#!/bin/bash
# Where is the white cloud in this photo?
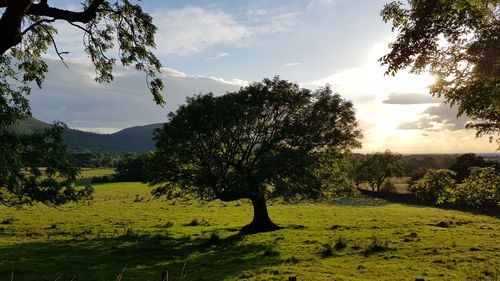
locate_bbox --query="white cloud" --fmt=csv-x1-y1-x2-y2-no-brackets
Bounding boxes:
307,0,343,9
153,7,251,55
206,52,231,60
285,62,302,67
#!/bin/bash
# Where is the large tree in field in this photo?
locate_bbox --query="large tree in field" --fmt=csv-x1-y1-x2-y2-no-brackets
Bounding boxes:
380,0,499,145
146,77,362,233
0,0,163,205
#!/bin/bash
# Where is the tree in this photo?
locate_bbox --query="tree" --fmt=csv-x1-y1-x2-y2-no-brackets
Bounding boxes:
0,124,92,206
355,150,403,192
113,154,146,182
457,166,499,210
449,153,499,182
380,0,499,145
410,169,458,204
146,77,362,232
0,1,163,204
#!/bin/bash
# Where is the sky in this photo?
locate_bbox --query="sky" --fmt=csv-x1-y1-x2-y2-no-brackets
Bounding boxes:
25,0,498,154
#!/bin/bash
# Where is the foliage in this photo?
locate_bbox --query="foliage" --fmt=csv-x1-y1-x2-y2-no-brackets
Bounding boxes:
0,123,92,206
448,153,500,182
314,150,359,198
72,152,127,168
113,154,147,182
457,166,499,209
0,1,163,205
409,169,457,204
354,150,403,192
380,0,500,144
147,77,361,231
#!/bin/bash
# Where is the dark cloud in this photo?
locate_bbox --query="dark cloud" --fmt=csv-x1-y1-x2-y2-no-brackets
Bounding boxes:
383,92,442,104
397,103,468,131
28,58,243,131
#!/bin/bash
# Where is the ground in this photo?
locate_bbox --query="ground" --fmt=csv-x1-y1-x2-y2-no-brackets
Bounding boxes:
0,178,498,280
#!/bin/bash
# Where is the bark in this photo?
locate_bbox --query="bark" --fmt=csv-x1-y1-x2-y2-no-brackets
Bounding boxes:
0,0,104,55
0,0,32,55
241,194,281,233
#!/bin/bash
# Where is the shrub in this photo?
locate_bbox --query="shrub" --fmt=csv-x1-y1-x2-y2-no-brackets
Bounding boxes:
456,167,499,210
381,181,397,193
409,169,457,204
409,168,428,182
91,176,110,184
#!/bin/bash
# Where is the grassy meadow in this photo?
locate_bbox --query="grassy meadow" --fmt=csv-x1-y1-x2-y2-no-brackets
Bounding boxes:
0,178,499,280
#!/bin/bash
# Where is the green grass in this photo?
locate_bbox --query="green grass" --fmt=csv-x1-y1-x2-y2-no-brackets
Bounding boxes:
0,182,498,280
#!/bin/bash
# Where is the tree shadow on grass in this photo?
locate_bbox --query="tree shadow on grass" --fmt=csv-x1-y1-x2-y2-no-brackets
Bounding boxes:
0,232,282,281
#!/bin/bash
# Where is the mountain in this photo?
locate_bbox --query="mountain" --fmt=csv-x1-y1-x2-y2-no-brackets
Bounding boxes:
15,118,163,153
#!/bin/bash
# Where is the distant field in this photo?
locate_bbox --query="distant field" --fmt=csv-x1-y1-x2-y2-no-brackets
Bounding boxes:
0,181,498,280
76,168,115,185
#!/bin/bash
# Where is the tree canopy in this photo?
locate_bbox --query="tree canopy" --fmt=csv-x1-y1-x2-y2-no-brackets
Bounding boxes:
380,0,499,145
448,153,500,182
354,150,403,192
0,0,163,205
146,77,362,232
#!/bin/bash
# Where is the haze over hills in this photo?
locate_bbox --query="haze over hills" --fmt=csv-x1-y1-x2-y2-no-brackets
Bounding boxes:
16,118,163,153
15,118,499,159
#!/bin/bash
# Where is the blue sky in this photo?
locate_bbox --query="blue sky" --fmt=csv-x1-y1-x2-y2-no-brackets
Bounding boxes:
26,0,498,153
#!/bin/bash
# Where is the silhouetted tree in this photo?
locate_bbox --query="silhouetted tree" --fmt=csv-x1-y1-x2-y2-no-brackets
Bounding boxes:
381,0,499,145
146,77,362,232
114,154,146,182
0,1,162,205
449,153,499,182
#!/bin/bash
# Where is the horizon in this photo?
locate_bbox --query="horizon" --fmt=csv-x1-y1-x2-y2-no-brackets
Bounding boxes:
30,116,499,156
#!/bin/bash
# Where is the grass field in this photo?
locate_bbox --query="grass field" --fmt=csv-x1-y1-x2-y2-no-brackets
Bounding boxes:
76,168,115,185
0,182,498,281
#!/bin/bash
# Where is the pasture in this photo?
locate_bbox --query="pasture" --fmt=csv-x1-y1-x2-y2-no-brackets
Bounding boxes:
0,181,498,280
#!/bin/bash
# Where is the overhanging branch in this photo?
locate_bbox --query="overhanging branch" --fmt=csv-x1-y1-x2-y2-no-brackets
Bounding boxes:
27,0,105,23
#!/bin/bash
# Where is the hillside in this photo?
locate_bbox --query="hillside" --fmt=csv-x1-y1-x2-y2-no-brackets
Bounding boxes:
15,118,163,153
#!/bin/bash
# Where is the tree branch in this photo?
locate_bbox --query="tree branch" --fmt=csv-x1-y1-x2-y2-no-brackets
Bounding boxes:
21,17,54,35
27,0,105,23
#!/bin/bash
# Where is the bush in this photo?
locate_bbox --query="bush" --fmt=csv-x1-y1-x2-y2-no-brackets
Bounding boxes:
409,169,457,204
91,176,110,184
456,167,499,210
409,168,428,182
381,181,397,193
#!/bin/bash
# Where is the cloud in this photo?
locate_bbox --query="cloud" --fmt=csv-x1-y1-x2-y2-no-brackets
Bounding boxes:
383,92,442,104
153,7,251,55
285,62,302,67
307,0,343,9
398,103,468,131
28,57,245,132
206,52,231,60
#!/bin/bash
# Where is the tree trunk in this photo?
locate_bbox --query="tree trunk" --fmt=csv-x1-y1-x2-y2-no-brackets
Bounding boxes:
241,194,280,233
0,0,33,55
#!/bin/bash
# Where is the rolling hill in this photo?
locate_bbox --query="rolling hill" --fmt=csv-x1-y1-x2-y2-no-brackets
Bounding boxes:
14,118,163,153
